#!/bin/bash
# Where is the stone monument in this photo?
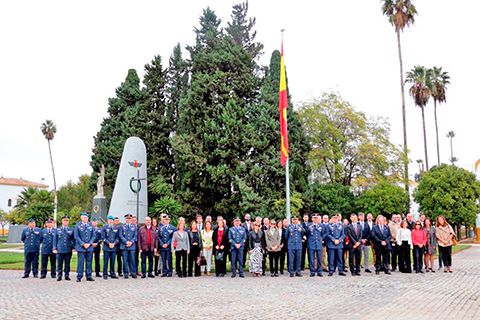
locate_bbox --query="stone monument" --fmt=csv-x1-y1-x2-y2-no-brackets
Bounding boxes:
108,137,148,222
92,164,107,222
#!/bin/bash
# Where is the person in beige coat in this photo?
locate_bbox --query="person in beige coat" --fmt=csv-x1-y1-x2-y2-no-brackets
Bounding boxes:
265,219,282,277
435,215,455,273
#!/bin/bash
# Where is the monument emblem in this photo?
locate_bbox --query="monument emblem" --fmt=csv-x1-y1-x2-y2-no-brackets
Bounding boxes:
108,137,148,222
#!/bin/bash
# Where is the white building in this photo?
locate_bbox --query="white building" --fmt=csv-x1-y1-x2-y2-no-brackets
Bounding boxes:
0,177,49,213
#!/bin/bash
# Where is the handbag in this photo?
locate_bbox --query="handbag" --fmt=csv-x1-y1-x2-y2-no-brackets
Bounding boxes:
215,252,224,261
196,254,207,266
451,233,458,246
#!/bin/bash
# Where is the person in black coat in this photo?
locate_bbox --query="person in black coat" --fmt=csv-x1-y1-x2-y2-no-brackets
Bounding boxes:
346,214,363,276
212,220,228,277
371,215,391,275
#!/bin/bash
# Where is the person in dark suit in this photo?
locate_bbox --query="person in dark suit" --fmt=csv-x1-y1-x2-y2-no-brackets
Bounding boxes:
300,214,310,271
371,215,391,275
278,220,288,275
346,214,362,276
358,213,372,273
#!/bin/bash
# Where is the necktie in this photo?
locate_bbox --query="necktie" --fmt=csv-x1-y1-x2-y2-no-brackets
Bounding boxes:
354,224,358,235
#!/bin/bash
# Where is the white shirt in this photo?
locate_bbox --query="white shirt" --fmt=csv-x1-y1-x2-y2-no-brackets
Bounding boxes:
396,228,412,247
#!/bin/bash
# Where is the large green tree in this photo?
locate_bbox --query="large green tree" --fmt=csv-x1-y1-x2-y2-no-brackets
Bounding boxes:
90,69,147,201
13,187,54,225
303,183,355,215
57,174,94,214
298,92,402,186
414,164,480,230
356,181,409,218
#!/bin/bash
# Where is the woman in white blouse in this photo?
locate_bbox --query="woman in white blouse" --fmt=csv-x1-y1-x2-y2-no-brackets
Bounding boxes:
201,221,214,276
396,220,413,273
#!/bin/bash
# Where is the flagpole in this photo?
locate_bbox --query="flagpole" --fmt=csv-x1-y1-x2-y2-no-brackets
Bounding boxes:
285,158,291,222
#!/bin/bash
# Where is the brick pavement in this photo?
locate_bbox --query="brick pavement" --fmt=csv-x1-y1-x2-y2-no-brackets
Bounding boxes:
0,245,479,320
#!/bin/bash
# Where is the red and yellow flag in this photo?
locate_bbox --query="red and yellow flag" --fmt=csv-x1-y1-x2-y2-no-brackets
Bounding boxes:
279,40,289,166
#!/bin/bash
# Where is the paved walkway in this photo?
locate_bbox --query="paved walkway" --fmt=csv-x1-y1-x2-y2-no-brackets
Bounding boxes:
0,246,479,320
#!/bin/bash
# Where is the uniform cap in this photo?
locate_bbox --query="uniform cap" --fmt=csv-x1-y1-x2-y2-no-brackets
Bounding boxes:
28,218,35,223
91,218,98,222
234,217,241,221
46,218,54,223
107,215,115,220
61,216,69,220
124,213,133,218
80,212,89,217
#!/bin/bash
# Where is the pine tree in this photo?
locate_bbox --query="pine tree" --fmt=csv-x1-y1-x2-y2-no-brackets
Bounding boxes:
90,69,146,200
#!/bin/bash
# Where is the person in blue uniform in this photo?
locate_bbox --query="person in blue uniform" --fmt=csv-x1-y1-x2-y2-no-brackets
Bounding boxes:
53,216,74,281
74,212,95,282
102,215,119,279
286,215,305,277
40,218,56,279
91,218,103,277
306,213,325,277
114,217,123,276
21,219,41,278
326,214,346,276
158,215,176,277
229,217,247,278
119,213,138,279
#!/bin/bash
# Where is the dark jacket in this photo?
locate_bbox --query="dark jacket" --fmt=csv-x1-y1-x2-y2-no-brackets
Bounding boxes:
187,229,203,250
371,225,392,250
248,230,266,251
137,225,158,252
346,223,363,248
212,228,228,254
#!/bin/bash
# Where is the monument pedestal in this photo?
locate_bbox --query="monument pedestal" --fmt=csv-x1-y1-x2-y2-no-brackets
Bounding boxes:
92,196,107,222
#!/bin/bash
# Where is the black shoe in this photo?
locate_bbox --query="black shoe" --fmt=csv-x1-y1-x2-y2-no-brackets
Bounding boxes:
167,274,172,277
274,273,279,277
65,276,71,281
95,273,101,278
295,272,302,277
86,277,95,282
317,273,323,277
57,277,62,281
280,270,284,275
355,272,361,276
51,274,56,278
119,273,123,277
262,272,265,276
40,275,46,279
76,279,81,282
161,274,167,278
220,274,224,277
271,274,276,277
131,275,137,279
141,274,146,279
289,273,294,277
328,272,333,277
148,274,154,278
231,273,237,278
33,274,38,278
124,276,129,279
239,274,244,278
385,271,391,275
310,273,315,277
351,273,356,276
418,270,424,274
375,271,380,275
155,271,159,276
322,268,328,272
339,272,346,276
103,275,108,279
22,275,29,279
365,269,372,273
111,275,118,279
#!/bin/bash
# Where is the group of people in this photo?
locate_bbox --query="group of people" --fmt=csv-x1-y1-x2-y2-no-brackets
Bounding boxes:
21,210,456,282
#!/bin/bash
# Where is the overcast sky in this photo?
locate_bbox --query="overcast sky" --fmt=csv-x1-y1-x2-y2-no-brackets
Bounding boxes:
1,0,478,189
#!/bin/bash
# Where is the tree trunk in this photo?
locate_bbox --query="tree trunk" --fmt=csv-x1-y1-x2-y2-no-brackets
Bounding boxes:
421,107,429,170
396,30,410,211
434,100,440,166
47,140,58,221
450,137,454,161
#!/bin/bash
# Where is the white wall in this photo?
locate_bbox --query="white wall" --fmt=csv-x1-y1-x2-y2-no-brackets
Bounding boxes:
0,185,46,213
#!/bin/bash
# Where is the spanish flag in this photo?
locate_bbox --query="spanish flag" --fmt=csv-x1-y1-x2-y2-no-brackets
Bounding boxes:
279,40,289,166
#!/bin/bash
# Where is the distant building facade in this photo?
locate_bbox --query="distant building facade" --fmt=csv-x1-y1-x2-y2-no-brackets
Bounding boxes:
0,177,49,213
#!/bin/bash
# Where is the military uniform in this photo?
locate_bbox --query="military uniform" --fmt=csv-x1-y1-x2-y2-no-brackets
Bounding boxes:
53,224,74,280
40,226,56,278
102,221,119,279
228,222,247,277
21,225,41,278
74,218,95,281
326,222,345,275
92,224,103,277
306,222,325,276
286,222,305,276
158,223,176,277
119,221,138,278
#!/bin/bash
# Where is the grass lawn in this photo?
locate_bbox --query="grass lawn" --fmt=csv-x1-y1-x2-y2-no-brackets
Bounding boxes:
0,244,472,272
0,243,23,250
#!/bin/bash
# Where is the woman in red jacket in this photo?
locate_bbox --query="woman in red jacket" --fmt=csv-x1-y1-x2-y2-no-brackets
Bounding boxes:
411,221,427,273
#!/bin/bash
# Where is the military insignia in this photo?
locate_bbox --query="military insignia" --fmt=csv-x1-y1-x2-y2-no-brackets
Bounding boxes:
113,229,118,233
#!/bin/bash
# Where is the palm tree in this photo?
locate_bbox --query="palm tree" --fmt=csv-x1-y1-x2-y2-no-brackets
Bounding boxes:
429,67,450,166
41,120,58,222
406,66,432,170
446,131,457,164
381,0,417,196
